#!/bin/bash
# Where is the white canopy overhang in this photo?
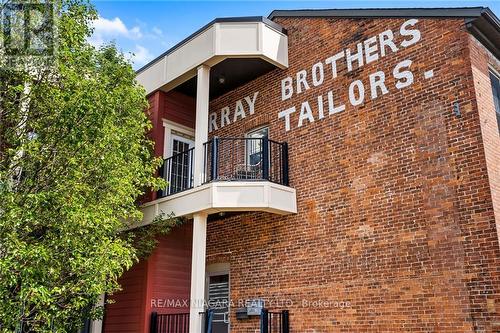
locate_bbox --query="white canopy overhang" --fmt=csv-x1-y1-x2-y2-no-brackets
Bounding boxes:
136,17,288,95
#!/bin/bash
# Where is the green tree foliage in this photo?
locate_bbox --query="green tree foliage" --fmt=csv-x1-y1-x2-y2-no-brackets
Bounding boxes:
0,1,173,331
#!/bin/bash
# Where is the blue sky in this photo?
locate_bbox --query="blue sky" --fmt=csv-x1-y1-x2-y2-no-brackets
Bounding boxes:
90,1,500,69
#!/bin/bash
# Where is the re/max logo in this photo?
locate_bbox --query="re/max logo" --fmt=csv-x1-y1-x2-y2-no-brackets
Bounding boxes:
1,1,54,57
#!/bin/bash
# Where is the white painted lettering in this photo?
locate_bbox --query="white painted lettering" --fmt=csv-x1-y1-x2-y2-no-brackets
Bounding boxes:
346,43,364,72
325,51,345,79
296,70,311,94
393,60,414,89
317,95,325,119
364,36,379,64
233,100,246,122
281,77,293,101
244,91,259,115
278,107,296,132
298,101,315,127
379,30,398,57
369,71,389,99
327,91,345,115
348,80,365,106
311,62,325,87
209,112,218,132
220,107,231,128
400,19,421,48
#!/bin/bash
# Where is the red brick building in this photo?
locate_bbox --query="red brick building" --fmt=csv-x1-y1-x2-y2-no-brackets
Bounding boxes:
98,7,500,333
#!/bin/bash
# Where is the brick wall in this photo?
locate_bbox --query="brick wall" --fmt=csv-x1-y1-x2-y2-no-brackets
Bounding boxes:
468,34,500,332
205,17,500,332
470,35,500,242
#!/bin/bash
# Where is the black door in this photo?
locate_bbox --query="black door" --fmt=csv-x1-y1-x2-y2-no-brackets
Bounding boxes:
207,274,229,333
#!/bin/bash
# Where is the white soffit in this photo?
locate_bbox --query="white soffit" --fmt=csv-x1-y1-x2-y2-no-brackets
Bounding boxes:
136,20,288,95
138,181,297,227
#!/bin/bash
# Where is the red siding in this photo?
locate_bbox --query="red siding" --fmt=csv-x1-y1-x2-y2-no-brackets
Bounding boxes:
103,223,193,333
149,90,195,157
163,91,196,129
147,222,193,326
148,92,164,158
115,88,194,331
144,90,195,202
103,261,148,333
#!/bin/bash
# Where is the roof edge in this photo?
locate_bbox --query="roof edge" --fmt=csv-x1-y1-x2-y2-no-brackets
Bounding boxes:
479,7,500,28
136,16,286,74
268,7,487,20
466,7,500,60
267,7,500,60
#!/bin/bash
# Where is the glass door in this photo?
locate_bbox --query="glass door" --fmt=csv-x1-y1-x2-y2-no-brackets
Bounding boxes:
207,274,230,333
241,126,268,180
245,126,268,166
168,134,194,195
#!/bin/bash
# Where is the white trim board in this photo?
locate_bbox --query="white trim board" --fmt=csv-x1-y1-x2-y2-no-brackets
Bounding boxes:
162,119,195,158
138,181,297,227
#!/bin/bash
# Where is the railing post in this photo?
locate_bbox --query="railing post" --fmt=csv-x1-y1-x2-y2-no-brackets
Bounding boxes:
150,312,158,333
260,308,269,333
157,161,165,198
204,309,213,333
203,142,207,184
281,310,289,333
190,149,194,188
210,137,218,182
282,142,289,186
204,311,208,333
262,137,269,180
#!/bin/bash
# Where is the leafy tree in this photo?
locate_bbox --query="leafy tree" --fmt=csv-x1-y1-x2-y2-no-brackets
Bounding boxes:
0,1,172,331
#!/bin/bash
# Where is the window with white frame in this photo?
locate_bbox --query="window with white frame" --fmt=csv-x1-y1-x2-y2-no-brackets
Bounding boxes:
162,121,195,195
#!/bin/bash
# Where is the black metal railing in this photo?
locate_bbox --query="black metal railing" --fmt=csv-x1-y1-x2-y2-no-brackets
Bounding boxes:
157,137,289,198
260,309,289,333
202,309,214,333
157,147,194,197
204,137,289,186
150,309,289,333
150,312,190,333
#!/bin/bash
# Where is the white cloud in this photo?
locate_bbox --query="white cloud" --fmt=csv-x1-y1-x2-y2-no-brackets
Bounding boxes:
89,16,142,47
88,16,168,68
152,27,163,36
129,45,153,67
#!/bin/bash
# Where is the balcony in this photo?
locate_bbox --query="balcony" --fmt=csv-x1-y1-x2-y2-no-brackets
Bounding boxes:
158,137,289,197
139,137,296,225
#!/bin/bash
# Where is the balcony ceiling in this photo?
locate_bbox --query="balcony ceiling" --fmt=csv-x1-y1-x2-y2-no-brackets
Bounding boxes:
174,58,276,99
136,17,288,96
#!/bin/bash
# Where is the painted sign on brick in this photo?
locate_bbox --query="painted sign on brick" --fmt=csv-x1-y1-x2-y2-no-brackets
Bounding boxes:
209,19,436,134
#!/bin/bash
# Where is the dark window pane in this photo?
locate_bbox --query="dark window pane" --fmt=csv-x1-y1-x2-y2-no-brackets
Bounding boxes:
208,273,230,332
169,139,192,194
489,71,500,135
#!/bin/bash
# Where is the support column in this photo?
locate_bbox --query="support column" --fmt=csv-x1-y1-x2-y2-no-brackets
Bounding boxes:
90,294,105,333
194,65,210,186
189,212,208,333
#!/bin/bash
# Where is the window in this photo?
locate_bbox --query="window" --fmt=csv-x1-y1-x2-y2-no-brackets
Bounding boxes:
245,126,268,166
489,70,500,135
